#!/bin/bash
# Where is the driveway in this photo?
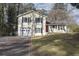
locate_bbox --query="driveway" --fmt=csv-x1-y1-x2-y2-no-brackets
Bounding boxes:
0,36,32,56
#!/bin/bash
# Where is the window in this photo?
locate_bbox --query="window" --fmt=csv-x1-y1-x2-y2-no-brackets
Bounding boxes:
61,25,65,30
58,25,60,30
35,28,42,33
53,25,55,28
22,17,31,23
28,17,31,23
53,25,57,29
35,18,42,23
58,25,64,30
35,18,40,23
61,26,63,30
23,17,27,22
40,18,43,23
22,30,25,31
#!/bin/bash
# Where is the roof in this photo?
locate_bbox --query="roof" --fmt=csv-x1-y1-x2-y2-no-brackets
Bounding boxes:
17,10,47,17
46,20,68,25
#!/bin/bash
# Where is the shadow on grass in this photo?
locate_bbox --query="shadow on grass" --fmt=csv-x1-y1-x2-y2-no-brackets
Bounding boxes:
32,33,79,56
0,37,31,56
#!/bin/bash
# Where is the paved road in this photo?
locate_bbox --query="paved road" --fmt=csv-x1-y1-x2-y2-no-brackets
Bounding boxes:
0,36,32,56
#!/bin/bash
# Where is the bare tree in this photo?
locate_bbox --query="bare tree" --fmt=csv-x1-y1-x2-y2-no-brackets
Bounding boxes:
48,3,74,25
47,3,76,33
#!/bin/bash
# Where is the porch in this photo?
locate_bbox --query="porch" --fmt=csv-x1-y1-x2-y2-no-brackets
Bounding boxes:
47,24,68,33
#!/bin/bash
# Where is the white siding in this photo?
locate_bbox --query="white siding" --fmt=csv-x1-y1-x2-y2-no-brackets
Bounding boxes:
18,11,47,36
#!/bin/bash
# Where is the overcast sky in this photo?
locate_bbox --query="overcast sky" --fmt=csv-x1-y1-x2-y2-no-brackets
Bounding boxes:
34,3,79,24
34,3,52,10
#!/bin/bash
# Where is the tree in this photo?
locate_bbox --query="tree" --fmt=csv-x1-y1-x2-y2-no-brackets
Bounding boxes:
23,3,35,10
0,4,7,36
47,3,76,33
19,3,35,14
53,3,66,10
71,3,79,9
68,23,79,32
70,3,79,32
48,3,73,24
7,4,17,36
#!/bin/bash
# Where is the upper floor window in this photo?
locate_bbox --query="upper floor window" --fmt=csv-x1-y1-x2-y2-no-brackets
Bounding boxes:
35,18,43,23
22,17,31,23
23,17,27,22
28,18,31,23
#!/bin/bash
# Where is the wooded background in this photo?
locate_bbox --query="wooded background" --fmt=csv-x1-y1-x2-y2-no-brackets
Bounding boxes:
0,3,79,36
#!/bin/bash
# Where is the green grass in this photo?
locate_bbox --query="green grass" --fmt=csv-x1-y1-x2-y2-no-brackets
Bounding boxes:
32,33,79,56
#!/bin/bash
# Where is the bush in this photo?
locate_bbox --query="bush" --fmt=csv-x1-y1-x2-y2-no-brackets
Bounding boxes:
73,27,79,32
68,24,79,32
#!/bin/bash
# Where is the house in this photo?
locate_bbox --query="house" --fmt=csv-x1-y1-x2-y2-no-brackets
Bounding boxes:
17,10,69,37
47,21,69,33
18,10,47,36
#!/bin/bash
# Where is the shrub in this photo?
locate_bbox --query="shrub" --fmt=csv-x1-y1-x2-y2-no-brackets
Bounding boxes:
68,24,79,32
73,27,79,32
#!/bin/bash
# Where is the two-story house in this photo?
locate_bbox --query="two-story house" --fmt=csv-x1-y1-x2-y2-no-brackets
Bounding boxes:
17,10,69,37
18,10,47,36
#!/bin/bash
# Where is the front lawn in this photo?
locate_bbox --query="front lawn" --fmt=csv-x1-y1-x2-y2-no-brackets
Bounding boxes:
32,33,79,56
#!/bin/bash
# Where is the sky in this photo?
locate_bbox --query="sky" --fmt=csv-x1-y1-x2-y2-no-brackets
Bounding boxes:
34,3,52,10
34,3,79,24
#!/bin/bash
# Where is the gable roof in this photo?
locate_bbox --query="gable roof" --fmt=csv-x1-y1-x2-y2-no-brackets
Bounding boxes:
17,10,47,17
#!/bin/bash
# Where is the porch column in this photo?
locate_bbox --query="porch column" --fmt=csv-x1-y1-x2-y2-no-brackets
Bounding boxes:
57,25,58,31
64,25,67,32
